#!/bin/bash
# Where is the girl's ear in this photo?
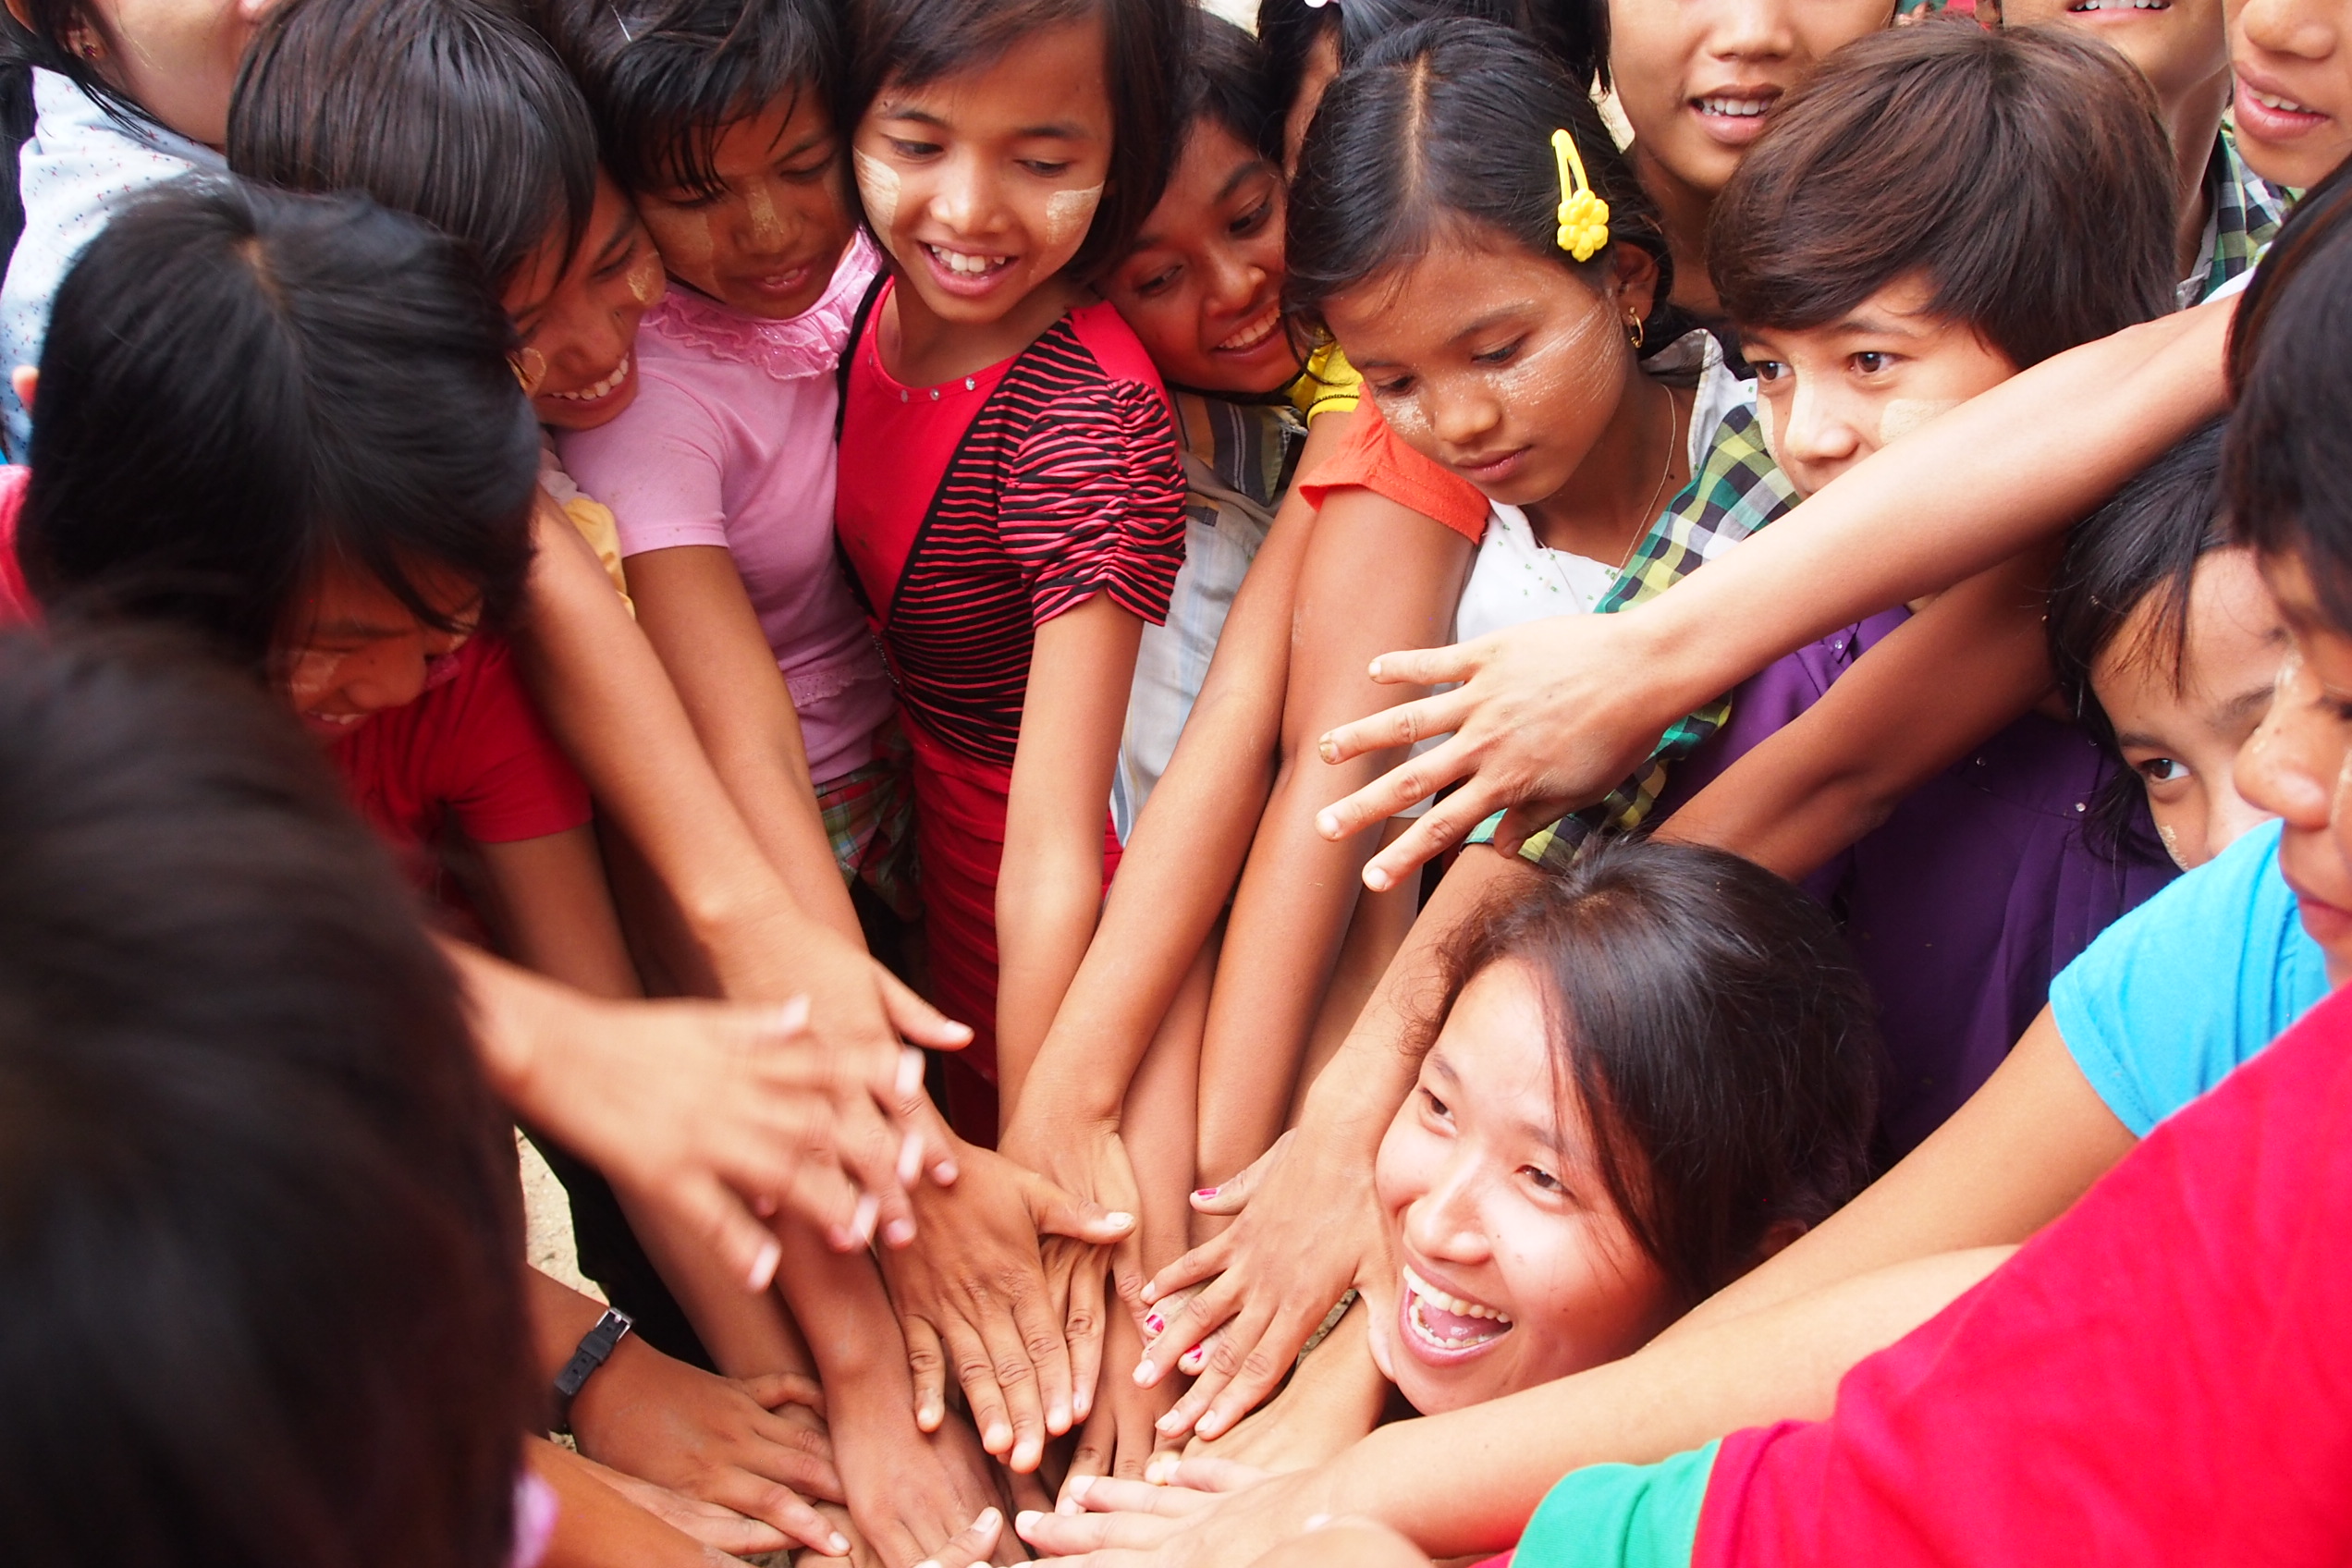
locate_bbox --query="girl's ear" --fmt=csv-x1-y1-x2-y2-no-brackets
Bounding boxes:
1607,243,1661,335
11,366,36,416
1751,1219,1808,1263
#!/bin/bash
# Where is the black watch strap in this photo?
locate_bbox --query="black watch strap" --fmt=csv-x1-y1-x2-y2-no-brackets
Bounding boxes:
552,1307,634,1433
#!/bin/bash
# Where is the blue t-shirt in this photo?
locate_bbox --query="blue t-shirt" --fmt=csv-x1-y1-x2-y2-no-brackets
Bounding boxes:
2050,818,2329,1135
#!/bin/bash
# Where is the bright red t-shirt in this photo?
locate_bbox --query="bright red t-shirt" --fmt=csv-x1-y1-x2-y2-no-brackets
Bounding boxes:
1695,981,2352,1568
0,466,588,888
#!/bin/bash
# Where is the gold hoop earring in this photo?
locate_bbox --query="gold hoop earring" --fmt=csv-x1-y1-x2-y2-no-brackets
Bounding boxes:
1625,314,1644,350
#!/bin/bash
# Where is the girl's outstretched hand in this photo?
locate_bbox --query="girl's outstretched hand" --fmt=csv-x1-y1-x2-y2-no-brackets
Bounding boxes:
457,942,962,1290
1016,1457,1291,1566
877,1138,1137,1472
1309,612,1685,891
1132,1127,1387,1443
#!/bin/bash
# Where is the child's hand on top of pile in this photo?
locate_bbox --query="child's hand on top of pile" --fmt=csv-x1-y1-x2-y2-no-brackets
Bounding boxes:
876,1138,1138,1473
454,941,963,1292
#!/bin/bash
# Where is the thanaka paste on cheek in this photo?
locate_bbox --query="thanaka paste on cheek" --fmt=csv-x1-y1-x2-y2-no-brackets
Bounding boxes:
1877,396,1957,447
513,346,548,397
854,151,900,235
627,250,665,307
2157,820,2188,871
1043,184,1103,247
742,180,785,246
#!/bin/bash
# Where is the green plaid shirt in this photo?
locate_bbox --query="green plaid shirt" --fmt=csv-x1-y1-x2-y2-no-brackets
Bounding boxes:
2199,125,2288,303
1469,402,1796,866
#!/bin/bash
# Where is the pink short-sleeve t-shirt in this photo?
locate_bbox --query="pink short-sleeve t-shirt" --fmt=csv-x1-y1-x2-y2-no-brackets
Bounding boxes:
557,233,892,784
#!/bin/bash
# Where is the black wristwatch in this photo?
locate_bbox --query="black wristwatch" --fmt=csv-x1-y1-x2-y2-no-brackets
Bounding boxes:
551,1306,634,1434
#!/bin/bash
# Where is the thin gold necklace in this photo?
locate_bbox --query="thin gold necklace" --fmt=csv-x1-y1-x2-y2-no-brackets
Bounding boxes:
1609,383,1681,583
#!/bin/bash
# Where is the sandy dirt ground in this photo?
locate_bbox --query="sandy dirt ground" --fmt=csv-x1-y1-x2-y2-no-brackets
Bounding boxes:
520,1131,602,1302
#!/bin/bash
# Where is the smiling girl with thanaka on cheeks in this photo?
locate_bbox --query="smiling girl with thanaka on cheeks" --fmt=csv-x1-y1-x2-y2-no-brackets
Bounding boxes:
831,0,1187,1140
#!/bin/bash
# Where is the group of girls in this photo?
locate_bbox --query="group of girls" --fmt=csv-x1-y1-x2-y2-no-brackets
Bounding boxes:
2,0,2348,1562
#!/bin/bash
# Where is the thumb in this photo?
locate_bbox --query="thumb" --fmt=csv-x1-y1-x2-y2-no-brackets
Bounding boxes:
876,964,974,1051
1027,1171,1136,1244
741,1369,827,1416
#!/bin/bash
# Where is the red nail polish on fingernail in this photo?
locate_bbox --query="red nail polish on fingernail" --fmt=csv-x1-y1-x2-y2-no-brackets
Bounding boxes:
1144,1313,1165,1334
1193,1186,1219,1200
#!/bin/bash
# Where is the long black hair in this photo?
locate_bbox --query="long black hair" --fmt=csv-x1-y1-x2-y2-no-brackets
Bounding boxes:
18,180,539,675
543,0,843,202
0,628,532,1568
2226,161,2352,630
1425,839,1880,1310
1284,18,1674,347
227,0,600,290
2047,421,2228,864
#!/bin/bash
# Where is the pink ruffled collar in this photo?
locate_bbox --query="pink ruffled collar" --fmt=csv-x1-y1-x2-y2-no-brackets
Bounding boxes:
643,229,881,383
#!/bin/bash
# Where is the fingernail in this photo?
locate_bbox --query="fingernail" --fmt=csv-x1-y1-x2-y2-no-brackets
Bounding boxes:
1145,1452,1178,1485
1365,865,1393,892
1057,1495,1081,1515
1140,1281,1160,1305
1133,1360,1158,1388
1074,1385,1092,1419
1019,1508,1046,1532
1180,1344,1204,1371
1303,1513,1332,1532
1156,1409,1185,1434
1192,1186,1219,1200
986,1422,1012,1452
1197,1412,1225,1438
898,1130,924,1187
1143,1313,1165,1336
897,1047,925,1100
747,1237,781,1292
1015,1441,1042,1471
773,995,810,1033
1068,1475,1093,1502
1316,809,1340,835
885,1217,916,1248
829,1533,851,1554
850,1191,879,1245
1367,657,1384,678
1104,1210,1134,1230
933,1158,960,1183
974,1507,1001,1530
1048,1403,1070,1432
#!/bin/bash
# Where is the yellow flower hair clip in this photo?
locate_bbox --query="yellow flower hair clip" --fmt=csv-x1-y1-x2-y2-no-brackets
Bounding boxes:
1551,129,1611,263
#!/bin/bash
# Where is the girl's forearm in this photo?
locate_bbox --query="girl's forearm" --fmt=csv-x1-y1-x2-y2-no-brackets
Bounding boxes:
1327,1247,2015,1557
1629,298,2231,727
513,500,819,974
1656,544,2059,881
996,597,1145,1110
623,545,864,945
1013,495,1317,1130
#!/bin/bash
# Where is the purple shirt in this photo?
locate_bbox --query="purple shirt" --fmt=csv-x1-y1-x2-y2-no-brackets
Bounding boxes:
558,233,891,784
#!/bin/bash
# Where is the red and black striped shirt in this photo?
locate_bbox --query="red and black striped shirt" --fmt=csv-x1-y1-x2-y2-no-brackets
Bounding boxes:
835,283,1186,771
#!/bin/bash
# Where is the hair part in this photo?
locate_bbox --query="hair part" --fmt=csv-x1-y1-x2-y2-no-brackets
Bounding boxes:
1421,840,1881,1310
842,0,1183,280
18,179,539,674
0,628,533,1568
227,0,600,290
2048,420,2229,864
1283,18,1674,346
1258,0,1604,120
542,0,841,201
1709,20,2175,371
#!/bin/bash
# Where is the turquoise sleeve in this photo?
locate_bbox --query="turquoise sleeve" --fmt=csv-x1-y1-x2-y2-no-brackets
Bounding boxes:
1508,1440,1720,1568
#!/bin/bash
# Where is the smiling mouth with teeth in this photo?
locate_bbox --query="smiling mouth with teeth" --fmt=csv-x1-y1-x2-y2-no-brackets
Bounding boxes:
1402,1264,1515,1354
2069,0,2170,11
2248,86,2319,114
926,243,1014,277
1696,95,1775,118
1218,307,1282,353
549,354,630,403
